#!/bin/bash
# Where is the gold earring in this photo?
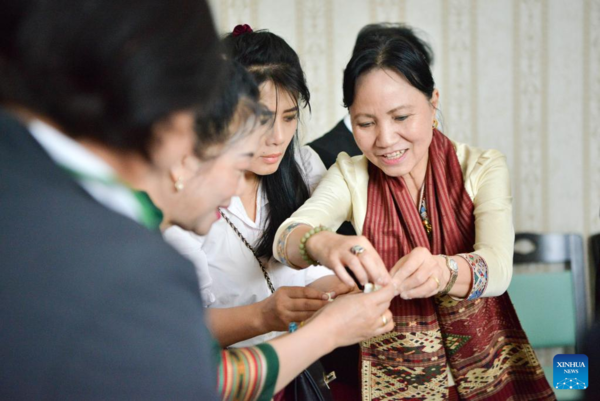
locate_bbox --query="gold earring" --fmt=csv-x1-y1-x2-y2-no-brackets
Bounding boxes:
174,177,184,192
432,119,438,129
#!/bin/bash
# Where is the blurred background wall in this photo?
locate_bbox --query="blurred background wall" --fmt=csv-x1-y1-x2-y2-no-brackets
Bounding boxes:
208,0,600,238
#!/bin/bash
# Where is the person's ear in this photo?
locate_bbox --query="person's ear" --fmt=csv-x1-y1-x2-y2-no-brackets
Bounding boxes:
430,88,440,112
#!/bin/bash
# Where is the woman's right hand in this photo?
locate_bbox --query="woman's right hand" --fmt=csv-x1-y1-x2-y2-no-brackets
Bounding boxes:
259,286,330,332
305,231,391,288
310,284,396,347
266,284,395,393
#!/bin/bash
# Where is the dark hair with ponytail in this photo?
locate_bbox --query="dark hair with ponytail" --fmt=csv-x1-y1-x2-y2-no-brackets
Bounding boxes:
343,32,435,109
223,27,311,259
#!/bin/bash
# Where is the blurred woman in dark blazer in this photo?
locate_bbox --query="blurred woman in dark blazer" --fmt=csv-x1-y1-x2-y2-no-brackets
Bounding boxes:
0,1,224,399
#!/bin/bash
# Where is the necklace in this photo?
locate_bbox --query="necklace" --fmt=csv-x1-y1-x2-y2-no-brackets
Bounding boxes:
418,182,433,235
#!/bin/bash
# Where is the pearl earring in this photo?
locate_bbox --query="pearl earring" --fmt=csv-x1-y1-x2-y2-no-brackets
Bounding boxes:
174,177,184,192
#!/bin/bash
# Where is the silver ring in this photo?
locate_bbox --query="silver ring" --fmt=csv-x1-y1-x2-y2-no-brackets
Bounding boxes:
350,245,365,256
381,315,388,327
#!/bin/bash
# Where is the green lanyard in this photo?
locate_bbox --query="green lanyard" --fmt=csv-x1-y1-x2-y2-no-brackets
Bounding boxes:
132,190,164,231
59,165,163,230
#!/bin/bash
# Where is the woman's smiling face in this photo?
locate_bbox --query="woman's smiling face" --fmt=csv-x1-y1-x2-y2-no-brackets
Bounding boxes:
154,110,264,235
350,68,439,178
179,133,258,234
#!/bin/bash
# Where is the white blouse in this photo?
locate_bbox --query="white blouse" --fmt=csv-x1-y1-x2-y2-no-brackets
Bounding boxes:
163,146,334,347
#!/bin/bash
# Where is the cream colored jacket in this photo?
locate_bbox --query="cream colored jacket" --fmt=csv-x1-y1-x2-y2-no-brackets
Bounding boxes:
274,141,514,297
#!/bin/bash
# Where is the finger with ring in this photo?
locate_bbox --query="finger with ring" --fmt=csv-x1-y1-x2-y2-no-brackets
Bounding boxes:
431,275,441,291
381,314,388,327
350,245,365,256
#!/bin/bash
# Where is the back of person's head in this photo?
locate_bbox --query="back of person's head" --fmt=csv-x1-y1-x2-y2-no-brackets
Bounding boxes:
194,60,269,160
352,23,434,67
343,31,435,108
0,0,222,157
223,25,311,259
223,27,310,113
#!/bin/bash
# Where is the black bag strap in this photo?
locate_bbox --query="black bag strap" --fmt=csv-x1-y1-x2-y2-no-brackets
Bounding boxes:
219,209,275,294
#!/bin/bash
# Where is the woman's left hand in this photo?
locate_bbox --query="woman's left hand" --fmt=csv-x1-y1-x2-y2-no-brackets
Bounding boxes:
390,247,449,300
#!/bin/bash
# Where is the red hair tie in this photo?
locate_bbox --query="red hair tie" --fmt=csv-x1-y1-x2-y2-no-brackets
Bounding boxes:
232,24,253,37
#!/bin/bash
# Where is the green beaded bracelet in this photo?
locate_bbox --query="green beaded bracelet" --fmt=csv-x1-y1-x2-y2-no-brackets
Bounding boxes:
299,225,330,266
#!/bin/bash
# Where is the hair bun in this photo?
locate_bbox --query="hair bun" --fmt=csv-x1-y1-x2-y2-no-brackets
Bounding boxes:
232,24,253,37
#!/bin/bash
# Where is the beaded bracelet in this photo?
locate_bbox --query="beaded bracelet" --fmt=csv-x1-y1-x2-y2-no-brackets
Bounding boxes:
288,321,306,334
299,225,330,266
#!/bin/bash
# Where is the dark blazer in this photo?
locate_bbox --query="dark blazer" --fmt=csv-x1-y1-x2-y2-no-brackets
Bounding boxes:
0,111,218,400
308,118,361,169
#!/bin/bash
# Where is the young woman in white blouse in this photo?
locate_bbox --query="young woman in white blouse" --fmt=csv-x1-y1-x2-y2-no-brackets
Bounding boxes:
163,27,351,348
145,60,395,400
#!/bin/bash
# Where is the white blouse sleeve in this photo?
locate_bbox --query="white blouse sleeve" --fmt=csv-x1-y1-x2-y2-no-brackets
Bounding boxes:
162,225,216,308
268,259,333,288
302,264,335,284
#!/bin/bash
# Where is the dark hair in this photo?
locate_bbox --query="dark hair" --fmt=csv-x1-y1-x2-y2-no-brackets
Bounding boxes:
353,23,434,67
223,28,311,259
194,60,269,160
223,30,310,111
343,28,435,108
0,0,223,158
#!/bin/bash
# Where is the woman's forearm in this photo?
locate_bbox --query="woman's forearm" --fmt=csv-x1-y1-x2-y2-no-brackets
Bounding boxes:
207,304,265,348
274,161,355,265
268,320,336,392
216,317,336,399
